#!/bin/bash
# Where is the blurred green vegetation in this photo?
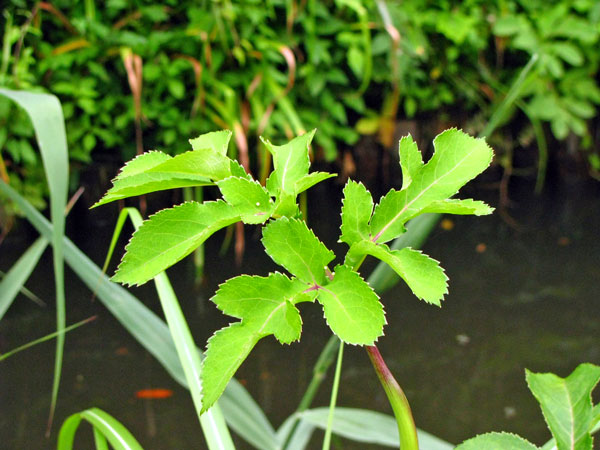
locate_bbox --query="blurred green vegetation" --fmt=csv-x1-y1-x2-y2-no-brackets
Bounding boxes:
1,0,600,224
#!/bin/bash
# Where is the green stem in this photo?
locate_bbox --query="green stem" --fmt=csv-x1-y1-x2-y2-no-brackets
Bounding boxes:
366,345,418,450
282,335,339,449
322,339,344,450
479,53,538,139
1,10,12,82
0,316,96,361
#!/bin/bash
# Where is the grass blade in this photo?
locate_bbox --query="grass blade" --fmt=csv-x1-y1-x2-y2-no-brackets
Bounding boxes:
479,53,539,139
299,407,454,449
0,180,277,449
0,88,69,434
57,407,143,450
0,316,96,362
0,236,47,320
100,207,135,275
322,340,344,450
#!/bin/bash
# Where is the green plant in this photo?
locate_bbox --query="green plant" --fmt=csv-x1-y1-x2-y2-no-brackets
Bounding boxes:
96,127,494,447
1,88,457,449
456,363,600,450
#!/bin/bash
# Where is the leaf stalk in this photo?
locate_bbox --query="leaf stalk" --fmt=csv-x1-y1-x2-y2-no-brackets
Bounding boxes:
366,345,419,450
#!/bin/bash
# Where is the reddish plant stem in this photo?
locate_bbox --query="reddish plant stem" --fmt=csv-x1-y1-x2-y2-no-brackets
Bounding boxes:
366,344,419,450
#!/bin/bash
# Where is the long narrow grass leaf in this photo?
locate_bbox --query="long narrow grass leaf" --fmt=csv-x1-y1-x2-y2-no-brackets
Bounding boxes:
101,208,136,274
322,340,344,450
121,207,235,449
0,316,95,362
299,407,454,449
0,89,69,433
57,408,143,450
0,237,47,320
480,53,538,138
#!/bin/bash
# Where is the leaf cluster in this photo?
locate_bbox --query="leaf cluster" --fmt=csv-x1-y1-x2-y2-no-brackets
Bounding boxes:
97,127,493,412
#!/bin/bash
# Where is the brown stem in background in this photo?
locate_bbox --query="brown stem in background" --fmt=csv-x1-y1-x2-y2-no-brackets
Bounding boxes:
257,45,296,135
12,3,40,87
174,55,204,118
234,222,245,267
122,51,146,215
38,3,77,34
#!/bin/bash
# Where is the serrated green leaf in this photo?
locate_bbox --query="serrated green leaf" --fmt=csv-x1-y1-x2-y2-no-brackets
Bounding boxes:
348,240,448,305
189,129,232,155
456,432,539,450
340,180,374,245
202,273,306,411
152,149,232,181
262,130,315,195
294,172,337,195
212,273,310,321
114,151,172,180
317,265,385,345
273,192,301,218
526,363,600,450
92,151,216,207
113,201,240,286
370,129,493,243
202,323,259,413
217,177,274,224
230,159,251,179
262,218,334,285
399,134,424,190
420,199,494,216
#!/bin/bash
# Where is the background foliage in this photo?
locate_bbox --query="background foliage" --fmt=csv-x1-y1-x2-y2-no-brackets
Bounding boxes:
1,0,599,221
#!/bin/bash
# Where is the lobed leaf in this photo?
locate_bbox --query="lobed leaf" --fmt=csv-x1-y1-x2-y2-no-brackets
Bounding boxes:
398,134,424,190
262,129,315,195
317,265,385,345
92,151,215,207
217,176,274,224
112,201,240,286
114,151,172,179
202,324,261,413
340,180,374,245
211,273,311,321
189,129,232,155
294,172,337,195
348,240,448,306
150,149,232,181
456,432,539,450
370,129,493,243
202,273,308,411
262,217,334,286
420,198,494,216
526,363,600,450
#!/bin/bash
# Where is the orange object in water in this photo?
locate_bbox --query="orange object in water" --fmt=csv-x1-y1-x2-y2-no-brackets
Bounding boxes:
135,389,174,399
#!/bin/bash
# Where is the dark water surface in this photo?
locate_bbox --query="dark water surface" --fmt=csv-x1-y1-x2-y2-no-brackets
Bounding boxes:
1,179,599,449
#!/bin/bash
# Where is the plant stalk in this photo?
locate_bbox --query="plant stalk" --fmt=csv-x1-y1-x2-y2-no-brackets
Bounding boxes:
322,339,344,450
366,345,418,450
281,335,340,449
